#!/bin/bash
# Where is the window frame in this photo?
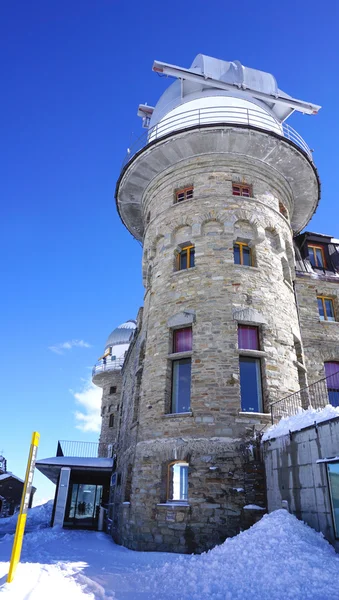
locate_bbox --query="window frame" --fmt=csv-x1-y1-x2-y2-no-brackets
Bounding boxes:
175,187,194,204
109,386,117,395
109,414,114,428
239,356,263,413
167,460,189,503
177,244,195,270
308,244,326,269
234,241,252,266
232,183,252,197
317,296,335,322
238,324,264,413
171,358,192,413
327,462,339,539
324,362,339,408
238,324,260,350
173,327,193,354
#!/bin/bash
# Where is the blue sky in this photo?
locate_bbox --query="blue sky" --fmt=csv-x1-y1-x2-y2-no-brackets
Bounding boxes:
1,0,339,503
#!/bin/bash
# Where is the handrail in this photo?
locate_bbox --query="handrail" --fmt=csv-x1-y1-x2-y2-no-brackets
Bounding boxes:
270,371,339,424
56,440,114,458
92,356,125,377
121,104,313,168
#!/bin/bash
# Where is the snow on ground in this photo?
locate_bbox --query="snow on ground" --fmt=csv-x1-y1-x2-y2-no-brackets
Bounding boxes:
0,501,53,536
1,505,339,599
263,404,339,441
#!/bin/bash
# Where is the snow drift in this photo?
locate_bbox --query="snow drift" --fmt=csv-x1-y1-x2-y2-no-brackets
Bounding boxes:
1,503,339,599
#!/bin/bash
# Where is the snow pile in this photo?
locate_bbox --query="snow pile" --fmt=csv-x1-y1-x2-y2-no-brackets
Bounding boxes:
142,510,339,600
0,500,53,535
1,508,339,599
263,404,339,441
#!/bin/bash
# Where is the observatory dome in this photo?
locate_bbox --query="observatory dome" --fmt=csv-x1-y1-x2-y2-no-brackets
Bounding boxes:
104,320,136,352
147,54,296,138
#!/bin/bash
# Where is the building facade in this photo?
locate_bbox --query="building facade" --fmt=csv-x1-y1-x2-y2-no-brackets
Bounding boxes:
0,456,36,518
90,54,339,554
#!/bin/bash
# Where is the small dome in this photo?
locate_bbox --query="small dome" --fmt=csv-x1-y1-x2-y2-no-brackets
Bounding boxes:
104,320,136,350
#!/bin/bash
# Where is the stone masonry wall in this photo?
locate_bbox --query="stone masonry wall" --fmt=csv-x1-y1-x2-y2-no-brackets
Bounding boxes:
95,370,122,450
295,275,339,383
110,147,305,553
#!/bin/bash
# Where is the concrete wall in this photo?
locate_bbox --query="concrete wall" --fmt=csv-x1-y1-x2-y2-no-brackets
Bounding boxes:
263,417,339,552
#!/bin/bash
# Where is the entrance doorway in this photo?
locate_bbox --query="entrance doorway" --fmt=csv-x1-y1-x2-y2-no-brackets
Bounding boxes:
65,483,103,528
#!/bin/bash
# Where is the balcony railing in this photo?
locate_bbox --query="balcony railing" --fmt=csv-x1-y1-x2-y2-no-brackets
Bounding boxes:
92,356,125,378
122,105,313,168
56,440,114,458
270,371,339,424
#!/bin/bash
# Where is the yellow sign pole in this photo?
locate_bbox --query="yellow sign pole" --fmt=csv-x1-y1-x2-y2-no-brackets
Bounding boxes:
7,431,40,583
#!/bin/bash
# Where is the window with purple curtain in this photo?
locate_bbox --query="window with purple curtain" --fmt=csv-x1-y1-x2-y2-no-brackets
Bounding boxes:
325,362,339,407
238,325,259,350
173,328,192,353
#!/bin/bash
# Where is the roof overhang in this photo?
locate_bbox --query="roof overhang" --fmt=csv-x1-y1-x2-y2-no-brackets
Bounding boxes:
36,456,114,484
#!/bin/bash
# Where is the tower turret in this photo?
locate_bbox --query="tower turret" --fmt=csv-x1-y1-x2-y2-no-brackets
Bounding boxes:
112,55,320,553
93,320,136,451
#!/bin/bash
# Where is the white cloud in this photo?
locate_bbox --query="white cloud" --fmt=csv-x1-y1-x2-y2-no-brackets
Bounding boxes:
49,339,91,355
70,378,102,433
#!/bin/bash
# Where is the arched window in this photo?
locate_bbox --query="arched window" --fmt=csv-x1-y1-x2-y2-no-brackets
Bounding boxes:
167,461,189,502
324,362,339,407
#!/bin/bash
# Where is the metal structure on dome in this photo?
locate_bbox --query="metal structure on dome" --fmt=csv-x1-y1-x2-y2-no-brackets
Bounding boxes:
138,54,321,128
116,53,321,241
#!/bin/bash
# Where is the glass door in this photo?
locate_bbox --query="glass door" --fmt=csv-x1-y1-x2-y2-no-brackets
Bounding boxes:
65,483,103,529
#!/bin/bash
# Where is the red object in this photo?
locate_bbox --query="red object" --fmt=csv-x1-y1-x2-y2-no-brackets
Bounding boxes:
238,325,259,350
173,328,192,353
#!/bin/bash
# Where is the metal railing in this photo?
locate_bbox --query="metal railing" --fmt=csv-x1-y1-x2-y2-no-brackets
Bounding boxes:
92,356,125,378
122,105,312,168
56,440,114,458
270,371,339,423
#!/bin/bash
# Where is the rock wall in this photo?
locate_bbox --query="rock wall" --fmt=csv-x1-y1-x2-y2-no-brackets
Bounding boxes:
295,276,339,383
109,149,305,553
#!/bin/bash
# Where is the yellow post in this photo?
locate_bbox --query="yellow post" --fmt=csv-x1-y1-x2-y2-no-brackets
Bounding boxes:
7,431,40,583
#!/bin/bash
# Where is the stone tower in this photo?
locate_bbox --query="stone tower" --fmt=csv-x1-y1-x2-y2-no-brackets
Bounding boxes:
111,55,320,553
92,320,136,454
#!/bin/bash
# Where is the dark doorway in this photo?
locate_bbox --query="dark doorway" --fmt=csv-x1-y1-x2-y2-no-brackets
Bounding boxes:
64,483,103,529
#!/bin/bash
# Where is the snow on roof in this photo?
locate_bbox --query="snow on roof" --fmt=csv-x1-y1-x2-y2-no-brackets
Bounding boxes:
262,404,339,441
36,456,113,468
0,472,24,483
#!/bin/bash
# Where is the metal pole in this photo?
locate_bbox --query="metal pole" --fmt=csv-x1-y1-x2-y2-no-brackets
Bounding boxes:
7,432,40,583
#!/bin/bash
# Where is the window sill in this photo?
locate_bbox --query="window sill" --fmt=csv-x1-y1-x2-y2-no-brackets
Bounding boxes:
172,267,197,276
168,351,192,360
233,264,259,271
157,502,190,507
239,411,270,418
163,412,193,418
173,197,193,207
238,349,267,358
319,319,339,324
122,502,130,505
232,194,255,200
